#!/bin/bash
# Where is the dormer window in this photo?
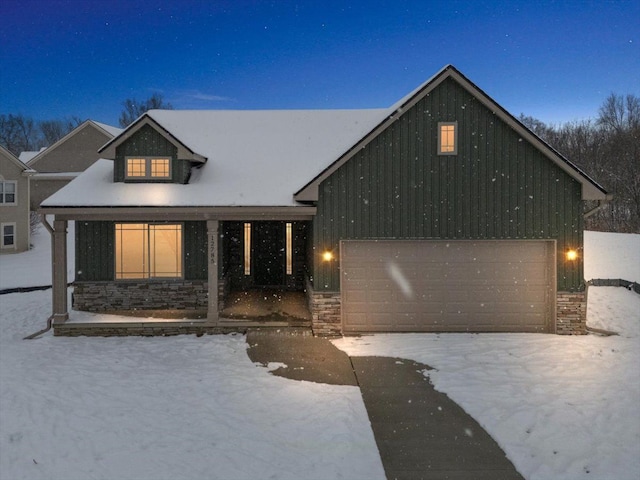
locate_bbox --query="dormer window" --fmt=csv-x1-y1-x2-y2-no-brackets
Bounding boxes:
125,157,171,180
438,122,458,155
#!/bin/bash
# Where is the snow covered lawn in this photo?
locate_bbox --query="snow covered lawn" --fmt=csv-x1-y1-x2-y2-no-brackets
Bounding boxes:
0,291,384,480
1,230,639,479
334,286,640,480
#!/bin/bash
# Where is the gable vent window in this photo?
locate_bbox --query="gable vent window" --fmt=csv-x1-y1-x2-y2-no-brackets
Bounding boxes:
438,122,458,155
125,157,171,180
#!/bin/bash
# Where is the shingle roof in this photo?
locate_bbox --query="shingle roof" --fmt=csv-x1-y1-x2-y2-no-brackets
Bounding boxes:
42,108,389,207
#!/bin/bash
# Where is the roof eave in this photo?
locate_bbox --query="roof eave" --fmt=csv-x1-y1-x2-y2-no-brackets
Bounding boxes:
98,114,207,163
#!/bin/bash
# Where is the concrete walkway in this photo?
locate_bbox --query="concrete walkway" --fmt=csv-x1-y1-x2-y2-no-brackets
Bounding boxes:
353,356,524,480
246,331,524,480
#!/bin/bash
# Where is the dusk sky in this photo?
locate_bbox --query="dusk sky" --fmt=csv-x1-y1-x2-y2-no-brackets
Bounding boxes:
1,0,638,128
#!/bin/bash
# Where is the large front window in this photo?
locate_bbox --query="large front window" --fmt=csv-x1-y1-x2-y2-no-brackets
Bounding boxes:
115,223,182,279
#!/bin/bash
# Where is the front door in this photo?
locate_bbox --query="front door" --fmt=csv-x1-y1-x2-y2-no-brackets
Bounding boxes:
254,222,285,286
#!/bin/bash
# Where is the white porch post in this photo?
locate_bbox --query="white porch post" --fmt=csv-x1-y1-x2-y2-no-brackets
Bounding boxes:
207,220,219,322
52,219,69,323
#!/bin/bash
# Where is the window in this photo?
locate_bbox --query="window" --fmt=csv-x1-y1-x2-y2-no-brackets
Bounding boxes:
438,122,457,155
0,181,17,204
1,223,15,248
125,157,171,180
285,222,293,275
244,223,251,275
115,223,182,279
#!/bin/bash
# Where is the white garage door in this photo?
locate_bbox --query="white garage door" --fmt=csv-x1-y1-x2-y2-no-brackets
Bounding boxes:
341,240,556,333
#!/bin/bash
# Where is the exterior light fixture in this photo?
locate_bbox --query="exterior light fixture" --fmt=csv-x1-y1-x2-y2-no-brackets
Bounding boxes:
322,251,333,262
566,249,578,261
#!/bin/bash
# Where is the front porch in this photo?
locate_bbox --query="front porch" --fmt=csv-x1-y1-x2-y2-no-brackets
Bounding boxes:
54,289,313,336
43,213,324,336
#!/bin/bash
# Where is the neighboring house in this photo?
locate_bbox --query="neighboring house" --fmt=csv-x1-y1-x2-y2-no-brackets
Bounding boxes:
25,120,122,209
0,145,34,253
39,65,610,336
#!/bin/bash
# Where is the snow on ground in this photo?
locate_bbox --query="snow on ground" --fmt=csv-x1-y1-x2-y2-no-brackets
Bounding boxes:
584,230,640,283
0,290,384,480
1,230,639,480
0,221,75,290
334,287,640,480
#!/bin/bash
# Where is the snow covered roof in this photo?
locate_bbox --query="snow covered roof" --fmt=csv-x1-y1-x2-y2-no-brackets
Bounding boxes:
19,147,46,164
91,120,123,138
42,109,390,208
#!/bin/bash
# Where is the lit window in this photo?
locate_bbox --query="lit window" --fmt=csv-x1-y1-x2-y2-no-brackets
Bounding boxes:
438,122,457,155
1,223,15,248
244,223,251,275
126,158,146,177
151,158,170,178
115,223,182,279
125,157,171,180
286,222,293,275
0,181,17,204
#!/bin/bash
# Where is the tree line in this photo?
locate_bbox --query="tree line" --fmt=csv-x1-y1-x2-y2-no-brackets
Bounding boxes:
1,93,638,232
0,93,173,155
519,93,639,233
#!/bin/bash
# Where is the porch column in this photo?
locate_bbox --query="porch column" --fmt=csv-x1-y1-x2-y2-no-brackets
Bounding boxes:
52,219,69,323
207,220,219,322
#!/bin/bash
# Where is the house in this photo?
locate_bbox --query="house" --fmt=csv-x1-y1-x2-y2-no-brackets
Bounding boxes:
0,145,34,254
39,65,610,336
25,120,122,209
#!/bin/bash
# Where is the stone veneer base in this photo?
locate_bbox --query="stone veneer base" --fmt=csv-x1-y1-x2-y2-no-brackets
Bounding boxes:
73,281,586,336
73,280,227,312
306,281,341,336
556,291,587,335
307,283,587,336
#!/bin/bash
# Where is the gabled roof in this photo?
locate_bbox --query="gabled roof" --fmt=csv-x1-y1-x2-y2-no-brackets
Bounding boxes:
294,64,609,202
42,109,389,208
27,120,122,168
1,144,33,173
19,147,46,164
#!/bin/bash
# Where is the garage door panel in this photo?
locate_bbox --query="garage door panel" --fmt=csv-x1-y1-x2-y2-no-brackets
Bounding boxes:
341,240,555,333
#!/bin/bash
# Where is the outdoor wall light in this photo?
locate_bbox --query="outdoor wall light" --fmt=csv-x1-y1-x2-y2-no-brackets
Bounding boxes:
322,251,334,262
566,249,578,261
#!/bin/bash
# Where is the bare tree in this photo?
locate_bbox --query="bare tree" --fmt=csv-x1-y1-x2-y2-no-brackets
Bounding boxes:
119,93,173,128
0,114,43,155
597,93,640,132
39,117,83,146
521,94,640,232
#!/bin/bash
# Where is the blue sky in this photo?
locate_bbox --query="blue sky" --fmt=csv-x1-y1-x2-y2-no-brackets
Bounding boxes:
1,0,638,127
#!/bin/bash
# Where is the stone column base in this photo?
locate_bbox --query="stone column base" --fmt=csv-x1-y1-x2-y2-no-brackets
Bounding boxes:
306,280,342,336
556,291,587,335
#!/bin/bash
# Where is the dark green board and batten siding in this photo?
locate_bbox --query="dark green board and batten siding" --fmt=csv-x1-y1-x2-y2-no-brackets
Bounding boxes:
113,124,191,184
75,221,208,281
313,77,584,292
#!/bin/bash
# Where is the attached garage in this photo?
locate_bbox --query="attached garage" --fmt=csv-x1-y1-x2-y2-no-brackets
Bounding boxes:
341,240,556,333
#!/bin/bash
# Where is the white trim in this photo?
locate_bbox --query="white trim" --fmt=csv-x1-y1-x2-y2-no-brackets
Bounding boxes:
0,180,17,205
1,222,16,249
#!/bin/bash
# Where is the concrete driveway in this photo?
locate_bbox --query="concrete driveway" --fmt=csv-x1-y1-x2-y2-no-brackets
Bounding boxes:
246,331,524,480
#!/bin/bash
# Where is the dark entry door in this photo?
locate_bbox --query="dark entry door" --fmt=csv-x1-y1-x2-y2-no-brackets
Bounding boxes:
254,222,285,286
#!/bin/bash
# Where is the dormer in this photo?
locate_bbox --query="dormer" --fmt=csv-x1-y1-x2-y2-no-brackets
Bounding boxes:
99,113,206,185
